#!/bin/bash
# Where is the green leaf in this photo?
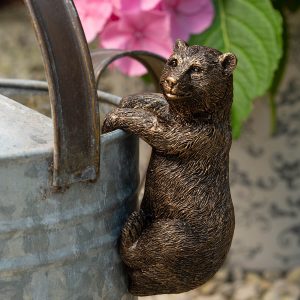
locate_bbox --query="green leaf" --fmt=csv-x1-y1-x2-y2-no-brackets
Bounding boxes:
189,0,283,138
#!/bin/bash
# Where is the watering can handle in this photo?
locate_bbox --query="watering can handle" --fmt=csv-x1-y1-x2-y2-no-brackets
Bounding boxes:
24,0,100,187
24,0,166,188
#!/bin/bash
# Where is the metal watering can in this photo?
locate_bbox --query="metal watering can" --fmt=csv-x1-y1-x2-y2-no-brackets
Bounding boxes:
0,1,165,299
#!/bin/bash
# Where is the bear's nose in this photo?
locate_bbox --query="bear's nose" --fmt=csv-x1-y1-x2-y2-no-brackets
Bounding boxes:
166,77,177,88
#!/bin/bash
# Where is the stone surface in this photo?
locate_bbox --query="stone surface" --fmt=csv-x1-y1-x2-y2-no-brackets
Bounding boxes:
231,267,244,281
263,271,282,282
262,280,300,300
232,283,260,300
214,268,229,282
287,267,300,285
198,281,218,295
217,283,233,299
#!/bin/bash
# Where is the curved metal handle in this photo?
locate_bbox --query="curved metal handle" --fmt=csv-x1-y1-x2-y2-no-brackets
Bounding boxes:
91,49,166,92
24,0,99,187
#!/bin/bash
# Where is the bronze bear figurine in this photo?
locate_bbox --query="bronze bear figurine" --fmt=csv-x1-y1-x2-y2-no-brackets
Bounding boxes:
102,39,237,296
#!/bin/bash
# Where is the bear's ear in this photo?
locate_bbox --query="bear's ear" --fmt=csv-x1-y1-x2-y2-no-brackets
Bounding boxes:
174,39,188,52
219,53,237,75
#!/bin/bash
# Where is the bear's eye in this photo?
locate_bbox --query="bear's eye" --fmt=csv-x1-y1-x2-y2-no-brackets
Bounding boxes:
168,59,178,67
190,66,202,73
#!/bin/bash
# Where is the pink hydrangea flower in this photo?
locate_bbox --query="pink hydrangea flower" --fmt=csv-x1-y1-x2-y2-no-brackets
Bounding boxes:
162,0,214,40
74,0,113,42
75,0,215,76
116,0,162,13
101,9,172,76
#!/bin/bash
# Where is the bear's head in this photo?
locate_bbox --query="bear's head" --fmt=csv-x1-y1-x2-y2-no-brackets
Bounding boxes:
160,39,237,119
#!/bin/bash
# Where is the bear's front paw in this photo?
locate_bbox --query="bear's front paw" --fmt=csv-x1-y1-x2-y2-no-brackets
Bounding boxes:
102,112,118,133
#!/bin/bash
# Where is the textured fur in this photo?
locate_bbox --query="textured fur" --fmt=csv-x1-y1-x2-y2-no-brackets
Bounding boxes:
102,40,237,296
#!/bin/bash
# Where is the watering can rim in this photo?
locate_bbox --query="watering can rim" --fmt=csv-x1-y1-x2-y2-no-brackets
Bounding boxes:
0,90,129,161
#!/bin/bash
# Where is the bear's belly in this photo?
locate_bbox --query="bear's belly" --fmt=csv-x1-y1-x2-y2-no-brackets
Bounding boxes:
141,153,233,227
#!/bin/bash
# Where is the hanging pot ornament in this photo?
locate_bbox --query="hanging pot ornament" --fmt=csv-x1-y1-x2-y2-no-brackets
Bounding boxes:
103,39,237,296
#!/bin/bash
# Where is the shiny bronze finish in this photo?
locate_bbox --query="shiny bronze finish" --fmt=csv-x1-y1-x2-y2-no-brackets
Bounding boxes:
103,39,237,296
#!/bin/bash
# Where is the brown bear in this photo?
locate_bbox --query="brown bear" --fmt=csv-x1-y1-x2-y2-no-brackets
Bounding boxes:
103,39,237,296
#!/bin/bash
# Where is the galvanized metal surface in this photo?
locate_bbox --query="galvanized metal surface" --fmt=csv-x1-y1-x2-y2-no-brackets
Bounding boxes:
0,94,138,300
24,0,100,187
0,94,52,158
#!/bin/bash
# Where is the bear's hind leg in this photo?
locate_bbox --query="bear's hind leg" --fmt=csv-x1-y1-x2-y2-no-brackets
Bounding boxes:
120,210,147,267
125,219,198,296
